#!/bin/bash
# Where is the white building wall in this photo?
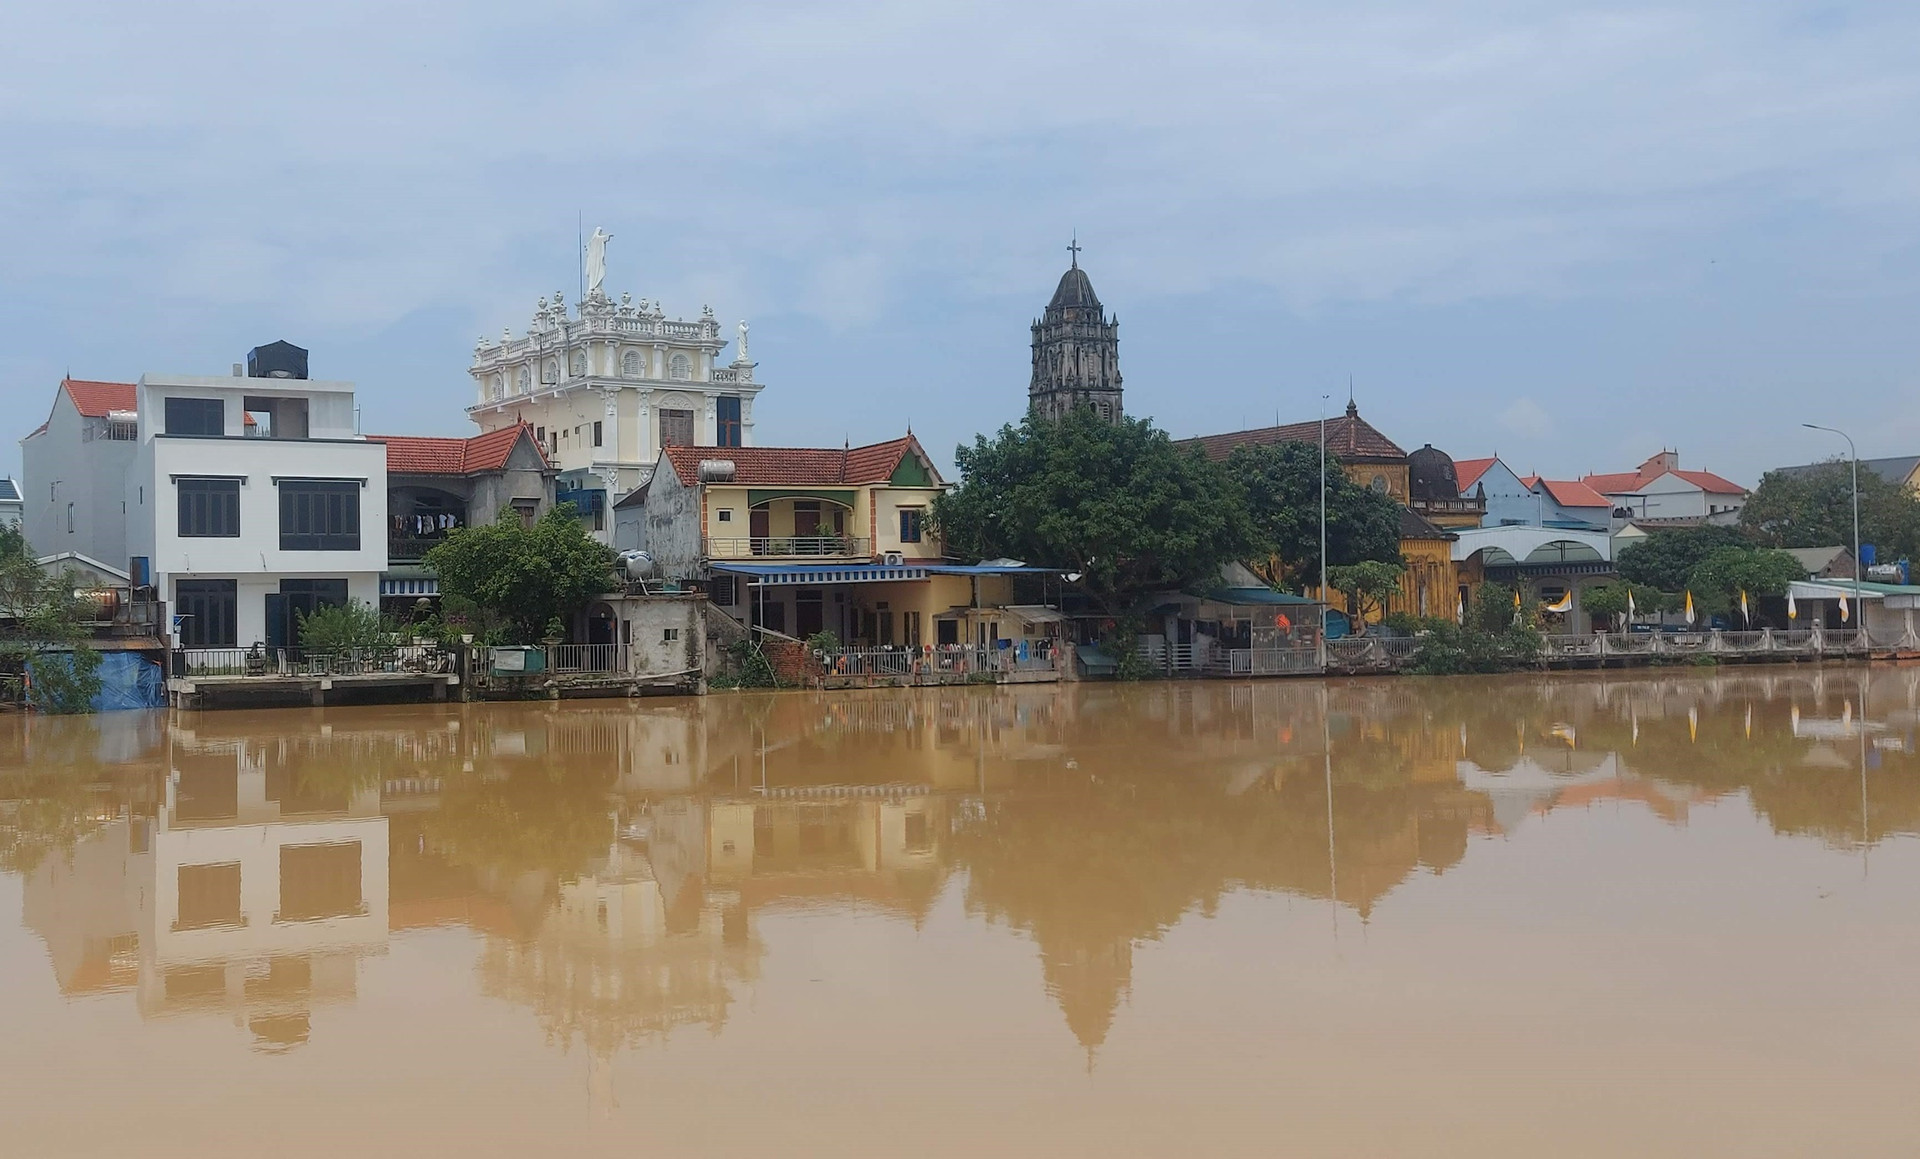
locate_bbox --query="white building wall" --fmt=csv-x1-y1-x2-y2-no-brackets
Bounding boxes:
20,392,135,565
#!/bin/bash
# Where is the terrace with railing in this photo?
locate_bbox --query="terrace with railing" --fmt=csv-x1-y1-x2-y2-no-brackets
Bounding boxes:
703,535,872,560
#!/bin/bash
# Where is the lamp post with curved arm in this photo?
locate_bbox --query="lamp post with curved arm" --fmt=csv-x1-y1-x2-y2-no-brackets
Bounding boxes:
1803,422,1862,647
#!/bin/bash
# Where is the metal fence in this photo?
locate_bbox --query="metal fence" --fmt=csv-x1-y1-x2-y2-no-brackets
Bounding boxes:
1228,647,1322,676
544,643,629,674
177,644,451,678
1325,636,1419,667
703,536,873,559
815,642,1058,680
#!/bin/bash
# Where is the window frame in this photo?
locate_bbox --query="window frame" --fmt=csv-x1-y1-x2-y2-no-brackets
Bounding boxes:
716,395,743,447
163,396,225,437
276,479,362,552
177,478,241,538
899,507,925,544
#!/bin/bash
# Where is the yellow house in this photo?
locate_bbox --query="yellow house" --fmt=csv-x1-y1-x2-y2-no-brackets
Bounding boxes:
622,435,1028,648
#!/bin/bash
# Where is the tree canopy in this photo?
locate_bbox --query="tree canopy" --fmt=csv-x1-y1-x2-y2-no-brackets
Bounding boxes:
932,411,1255,613
1686,545,1806,610
1327,560,1405,630
1614,525,1751,591
1220,441,1404,588
0,525,102,713
1741,460,1920,558
424,505,616,643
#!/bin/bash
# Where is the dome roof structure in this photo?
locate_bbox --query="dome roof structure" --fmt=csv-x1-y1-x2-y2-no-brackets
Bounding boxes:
1408,443,1461,502
1048,265,1103,311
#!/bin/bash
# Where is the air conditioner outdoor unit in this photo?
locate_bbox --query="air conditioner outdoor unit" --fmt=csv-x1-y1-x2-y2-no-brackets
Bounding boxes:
881,551,905,566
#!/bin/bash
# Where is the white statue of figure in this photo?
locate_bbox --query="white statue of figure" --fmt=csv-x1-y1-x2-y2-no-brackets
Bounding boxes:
585,227,612,294
736,320,750,363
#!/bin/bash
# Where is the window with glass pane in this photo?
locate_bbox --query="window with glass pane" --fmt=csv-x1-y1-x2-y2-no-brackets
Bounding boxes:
164,397,225,436
716,396,742,447
177,479,240,537
278,480,361,550
899,508,924,543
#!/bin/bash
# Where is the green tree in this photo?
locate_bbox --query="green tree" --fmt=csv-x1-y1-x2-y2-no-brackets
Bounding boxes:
1327,560,1406,632
1741,460,1920,558
1581,582,1666,627
424,505,617,644
1686,546,1807,619
1221,440,1403,588
932,411,1255,613
1615,526,1751,591
0,525,102,713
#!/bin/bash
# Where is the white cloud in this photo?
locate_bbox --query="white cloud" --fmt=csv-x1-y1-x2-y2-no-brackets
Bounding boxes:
1498,398,1555,440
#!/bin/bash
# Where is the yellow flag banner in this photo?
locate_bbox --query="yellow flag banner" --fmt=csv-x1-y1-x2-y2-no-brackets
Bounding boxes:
1543,591,1573,614
1684,590,1696,625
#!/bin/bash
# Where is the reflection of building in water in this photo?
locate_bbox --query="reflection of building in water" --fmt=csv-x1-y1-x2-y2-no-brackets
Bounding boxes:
22,725,387,1051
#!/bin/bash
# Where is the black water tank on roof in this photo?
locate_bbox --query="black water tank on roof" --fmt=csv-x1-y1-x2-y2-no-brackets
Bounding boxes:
247,340,309,380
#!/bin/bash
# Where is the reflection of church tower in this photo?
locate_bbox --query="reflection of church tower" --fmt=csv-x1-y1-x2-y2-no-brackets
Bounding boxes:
1030,241,1123,423
1041,938,1133,1055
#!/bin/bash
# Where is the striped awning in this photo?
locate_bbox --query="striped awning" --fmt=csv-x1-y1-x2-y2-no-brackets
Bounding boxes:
380,577,440,596
708,562,927,586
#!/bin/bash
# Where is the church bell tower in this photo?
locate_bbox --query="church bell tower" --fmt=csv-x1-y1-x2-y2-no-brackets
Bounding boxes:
1030,240,1122,422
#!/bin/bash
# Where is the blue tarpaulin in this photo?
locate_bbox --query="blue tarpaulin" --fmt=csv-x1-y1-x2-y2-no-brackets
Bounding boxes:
26,650,166,712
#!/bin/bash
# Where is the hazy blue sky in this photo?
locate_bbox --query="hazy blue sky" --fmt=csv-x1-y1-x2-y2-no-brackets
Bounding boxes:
4,2,1918,485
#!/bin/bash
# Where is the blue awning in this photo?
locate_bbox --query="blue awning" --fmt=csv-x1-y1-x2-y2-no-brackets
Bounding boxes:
925,564,1057,576
709,563,929,586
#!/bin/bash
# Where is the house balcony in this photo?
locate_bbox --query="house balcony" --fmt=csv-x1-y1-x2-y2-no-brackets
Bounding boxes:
1409,495,1487,521
388,535,450,564
703,536,872,560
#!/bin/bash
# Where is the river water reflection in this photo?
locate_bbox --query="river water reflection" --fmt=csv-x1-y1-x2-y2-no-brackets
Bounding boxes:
5,670,1920,1156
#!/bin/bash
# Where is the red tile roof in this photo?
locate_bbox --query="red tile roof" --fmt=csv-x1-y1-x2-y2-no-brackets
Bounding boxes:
1536,479,1612,509
1453,457,1498,491
659,434,936,487
370,423,549,475
1581,466,1745,496
1179,403,1408,463
61,378,137,418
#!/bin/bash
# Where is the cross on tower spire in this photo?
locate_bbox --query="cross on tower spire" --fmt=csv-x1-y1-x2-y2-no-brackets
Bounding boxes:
1067,233,1081,269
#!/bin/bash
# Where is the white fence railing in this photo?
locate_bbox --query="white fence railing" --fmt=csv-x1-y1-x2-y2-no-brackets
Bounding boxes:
545,643,629,674
815,641,1060,681
1229,647,1322,676
177,645,451,678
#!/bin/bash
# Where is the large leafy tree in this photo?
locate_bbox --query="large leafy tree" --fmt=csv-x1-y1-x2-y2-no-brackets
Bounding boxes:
1614,525,1751,591
932,411,1255,613
425,505,616,643
1686,546,1808,617
1326,560,1405,630
1220,441,1403,589
0,525,102,713
1741,460,1920,558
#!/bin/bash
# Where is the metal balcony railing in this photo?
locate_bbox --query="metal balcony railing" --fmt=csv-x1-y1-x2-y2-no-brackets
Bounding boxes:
703,536,872,559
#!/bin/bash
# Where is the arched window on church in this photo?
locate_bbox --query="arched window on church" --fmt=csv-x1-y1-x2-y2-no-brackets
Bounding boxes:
517,367,532,393
669,353,692,381
543,359,558,385
622,350,642,377
489,374,503,400
570,350,587,377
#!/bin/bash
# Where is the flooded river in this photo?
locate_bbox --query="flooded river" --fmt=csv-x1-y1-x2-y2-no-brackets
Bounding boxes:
5,670,1920,1156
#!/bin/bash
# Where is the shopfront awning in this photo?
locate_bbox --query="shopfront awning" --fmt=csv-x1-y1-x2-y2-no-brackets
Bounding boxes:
709,562,927,586
380,576,440,597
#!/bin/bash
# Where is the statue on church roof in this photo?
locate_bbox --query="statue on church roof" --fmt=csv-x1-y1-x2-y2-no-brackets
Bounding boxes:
585,228,612,295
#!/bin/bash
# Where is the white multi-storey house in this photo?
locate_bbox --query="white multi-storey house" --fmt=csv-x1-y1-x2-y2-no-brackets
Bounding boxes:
465,235,763,542
124,343,387,650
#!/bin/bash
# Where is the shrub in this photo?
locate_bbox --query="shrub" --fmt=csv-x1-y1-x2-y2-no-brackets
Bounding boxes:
1409,622,1543,675
297,601,392,654
27,647,103,714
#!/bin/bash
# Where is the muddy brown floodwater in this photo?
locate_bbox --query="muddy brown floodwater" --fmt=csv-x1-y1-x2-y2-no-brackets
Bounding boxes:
4,670,1920,1156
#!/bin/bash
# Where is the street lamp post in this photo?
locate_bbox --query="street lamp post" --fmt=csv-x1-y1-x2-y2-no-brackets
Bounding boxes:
1318,394,1330,668
1803,423,1863,648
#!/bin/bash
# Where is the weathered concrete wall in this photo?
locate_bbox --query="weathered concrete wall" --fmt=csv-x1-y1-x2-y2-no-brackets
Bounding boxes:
643,467,703,578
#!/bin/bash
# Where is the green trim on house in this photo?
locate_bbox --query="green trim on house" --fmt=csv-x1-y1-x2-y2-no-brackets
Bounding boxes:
746,488,858,507
890,455,933,487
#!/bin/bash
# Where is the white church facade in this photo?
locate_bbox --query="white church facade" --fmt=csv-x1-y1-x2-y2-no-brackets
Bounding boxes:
465,229,763,540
